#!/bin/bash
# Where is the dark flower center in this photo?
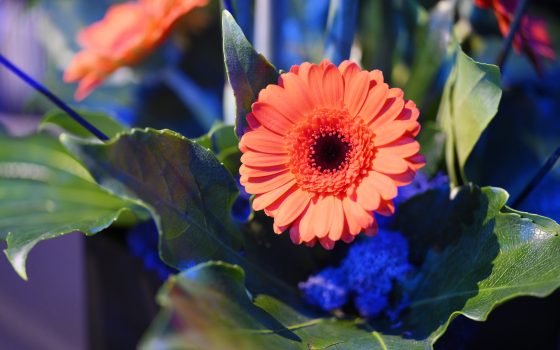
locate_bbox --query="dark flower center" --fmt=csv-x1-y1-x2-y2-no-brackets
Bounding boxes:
311,133,351,172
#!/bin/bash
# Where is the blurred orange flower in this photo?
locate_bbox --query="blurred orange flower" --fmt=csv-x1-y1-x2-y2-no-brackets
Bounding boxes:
64,0,208,101
475,0,555,74
239,60,425,249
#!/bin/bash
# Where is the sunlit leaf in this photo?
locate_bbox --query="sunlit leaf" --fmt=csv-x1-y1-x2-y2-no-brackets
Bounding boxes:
140,261,431,350
62,128,241,271
222,10,279,139
437,46,502,185
394,185,560,343
39,109,127,139
0,134,135,279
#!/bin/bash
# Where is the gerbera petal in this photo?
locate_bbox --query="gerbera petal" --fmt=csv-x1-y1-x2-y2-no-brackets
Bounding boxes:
358,80,389,124
299,203,318,242
251,102,294,135
240,128,287,154
252,179,296,211
258,84,308,123
370,88,405,128
246,112,261,130
372,152,409,174
328,197,345,241
376,200,395,216
341,65,370,118
304,64,329,107
377,138,421,158
241,151,290,167
312,196,335,239
373,120,418,146
239,164,287,178
355,175,382,211
289,218,304,244
322,63,344,108
319,237,336,250
243,170,294,194
342,197,374,231
278,72,315,115
406,154,426,171
275,189,311,227
368,171,398,200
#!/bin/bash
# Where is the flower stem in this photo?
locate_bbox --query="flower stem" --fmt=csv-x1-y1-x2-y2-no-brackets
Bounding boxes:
495,0,529,69
512,145,560,207
0,53,109,141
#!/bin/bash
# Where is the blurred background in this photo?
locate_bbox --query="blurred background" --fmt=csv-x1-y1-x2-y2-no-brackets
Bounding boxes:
0,0,559,349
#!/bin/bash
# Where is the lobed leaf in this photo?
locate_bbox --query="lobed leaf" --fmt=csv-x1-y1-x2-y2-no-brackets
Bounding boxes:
140,261,431,350
39,109,127,139
222,10,279,139
62,128,241,271
140,181,560,348
395,185,560,343
0,134,135,279
437,46,502,185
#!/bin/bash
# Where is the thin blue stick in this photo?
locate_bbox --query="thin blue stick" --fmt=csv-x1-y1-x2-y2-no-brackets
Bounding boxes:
0,53,109,141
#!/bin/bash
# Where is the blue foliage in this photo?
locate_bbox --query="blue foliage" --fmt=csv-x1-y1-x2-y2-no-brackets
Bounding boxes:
298,267,348,310
394,171,449,206
231,176,252,223
299,230,412,318
126,221,177,281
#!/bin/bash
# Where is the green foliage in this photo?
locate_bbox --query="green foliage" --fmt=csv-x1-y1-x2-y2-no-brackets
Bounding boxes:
62,128,242,271
417,121,445,176
437,46,502,185
404,1,454,107
0,134,135,279
194,123,241,175
395,186,560,343
222,10,279,138
39,109,127,139
140,261,431,350
138,183,560,348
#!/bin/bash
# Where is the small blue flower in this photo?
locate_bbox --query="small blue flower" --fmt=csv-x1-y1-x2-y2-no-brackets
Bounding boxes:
299,230,412,318
298,267,348,311
126,220,177,280
231,176,252,223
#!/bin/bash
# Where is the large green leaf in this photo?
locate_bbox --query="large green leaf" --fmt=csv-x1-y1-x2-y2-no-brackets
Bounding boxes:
194,123,241,175
140,261,431,350
222,10,279,139
394,185,560,343
0,134,134,279
62,128,241,271
139,183,560,348
39,109,127,139
437,46,502,185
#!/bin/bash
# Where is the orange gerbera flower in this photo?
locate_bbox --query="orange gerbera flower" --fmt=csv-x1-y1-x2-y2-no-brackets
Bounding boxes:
64,0,208,100
239,60,425,249
475,0,555,74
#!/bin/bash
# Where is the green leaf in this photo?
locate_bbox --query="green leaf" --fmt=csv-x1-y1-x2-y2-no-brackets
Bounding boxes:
0,134,134,279
395,185,560,343
194,123,241,175
62,128,241,270
417,121,445,177
222,10,279,139
437,46,502,185
140,261,431,350
39,109,127,139
404,1,454,107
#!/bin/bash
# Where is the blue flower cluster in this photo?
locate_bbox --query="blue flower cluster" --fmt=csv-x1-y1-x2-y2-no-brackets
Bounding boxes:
126,221,177,281
299,230,411,318
231,176,252,223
